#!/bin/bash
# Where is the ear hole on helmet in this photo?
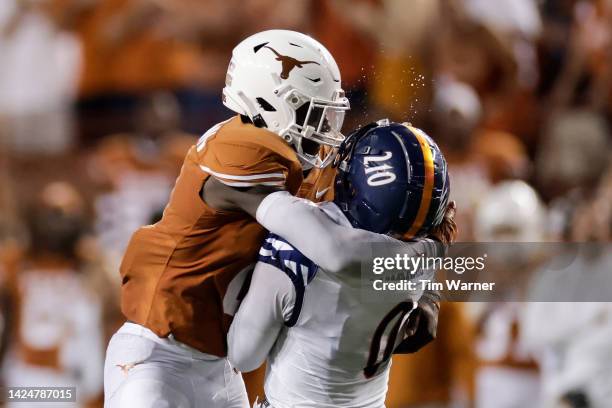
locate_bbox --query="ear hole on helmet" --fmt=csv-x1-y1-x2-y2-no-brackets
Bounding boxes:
252,114,267,128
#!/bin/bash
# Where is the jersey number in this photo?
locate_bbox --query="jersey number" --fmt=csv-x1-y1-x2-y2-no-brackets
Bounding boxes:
364,152,396,186
364,301,414,378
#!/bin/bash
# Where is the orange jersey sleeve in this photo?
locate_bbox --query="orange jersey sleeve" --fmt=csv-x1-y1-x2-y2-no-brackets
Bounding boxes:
196,117,303,193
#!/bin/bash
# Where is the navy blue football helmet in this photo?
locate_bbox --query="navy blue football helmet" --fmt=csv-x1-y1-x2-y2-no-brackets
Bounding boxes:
333,119,450,238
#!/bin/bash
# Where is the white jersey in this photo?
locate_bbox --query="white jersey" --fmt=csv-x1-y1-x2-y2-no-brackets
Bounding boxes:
228,202,438,408
4,267,104,407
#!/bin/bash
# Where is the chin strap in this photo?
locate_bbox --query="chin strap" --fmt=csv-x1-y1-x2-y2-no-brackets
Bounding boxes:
240,113,268,129
252,114,267,128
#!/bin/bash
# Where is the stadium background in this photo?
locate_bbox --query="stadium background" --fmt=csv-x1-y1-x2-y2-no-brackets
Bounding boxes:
0,0,610,407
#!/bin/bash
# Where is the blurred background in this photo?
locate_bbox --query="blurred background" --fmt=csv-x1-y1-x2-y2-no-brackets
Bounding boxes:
0,0,611,407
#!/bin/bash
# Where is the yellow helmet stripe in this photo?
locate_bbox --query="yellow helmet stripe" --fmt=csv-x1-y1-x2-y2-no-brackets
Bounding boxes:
405,125,435,237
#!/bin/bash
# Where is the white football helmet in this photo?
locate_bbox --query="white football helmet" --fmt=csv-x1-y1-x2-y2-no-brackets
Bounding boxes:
474,180,546,242
222,29,350,169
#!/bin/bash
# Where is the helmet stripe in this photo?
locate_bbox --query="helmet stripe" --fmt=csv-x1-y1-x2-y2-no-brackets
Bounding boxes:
404,126,435,237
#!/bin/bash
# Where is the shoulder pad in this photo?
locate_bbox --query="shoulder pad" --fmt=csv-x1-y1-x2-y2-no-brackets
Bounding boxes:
258,233,318,326
197,118,303,190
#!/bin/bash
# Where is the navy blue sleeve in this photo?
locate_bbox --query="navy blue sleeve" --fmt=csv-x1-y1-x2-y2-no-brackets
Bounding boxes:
258,233,319,327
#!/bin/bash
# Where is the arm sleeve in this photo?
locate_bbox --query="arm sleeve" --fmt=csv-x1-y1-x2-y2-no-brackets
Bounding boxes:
256,191,443,274
227,262,295,373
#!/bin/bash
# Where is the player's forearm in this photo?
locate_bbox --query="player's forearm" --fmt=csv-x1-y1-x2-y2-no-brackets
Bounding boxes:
228,295,282,372
228,264,289,372
255,191,357,272
256,191,443,273
228,318,275,372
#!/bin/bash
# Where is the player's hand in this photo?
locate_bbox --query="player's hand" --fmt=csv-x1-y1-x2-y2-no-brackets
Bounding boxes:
394,291,440,354
429,201,457,245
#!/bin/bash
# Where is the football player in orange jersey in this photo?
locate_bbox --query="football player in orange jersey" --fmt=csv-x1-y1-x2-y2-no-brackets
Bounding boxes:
103,29,396,408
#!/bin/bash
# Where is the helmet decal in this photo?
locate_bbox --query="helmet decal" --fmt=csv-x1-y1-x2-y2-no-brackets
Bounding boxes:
254,42,321,80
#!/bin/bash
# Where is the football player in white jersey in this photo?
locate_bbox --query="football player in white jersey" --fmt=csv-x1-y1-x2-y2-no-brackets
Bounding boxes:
228,121,455,408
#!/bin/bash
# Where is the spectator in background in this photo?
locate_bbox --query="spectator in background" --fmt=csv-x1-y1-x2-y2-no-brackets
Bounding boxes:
536,0,612,236
472,181,548,408
546,0,612,112
536,109,610,201
432,12,543,147
0,0,88,154
430,76,531,240
522,185,612,408
452,0,544,149
429,77,489,240
2,182,105,407
0,151,27,388
460,0,542,90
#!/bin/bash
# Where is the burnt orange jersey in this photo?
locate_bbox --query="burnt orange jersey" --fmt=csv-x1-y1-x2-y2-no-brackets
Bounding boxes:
120,116,303,356
298,146,338,202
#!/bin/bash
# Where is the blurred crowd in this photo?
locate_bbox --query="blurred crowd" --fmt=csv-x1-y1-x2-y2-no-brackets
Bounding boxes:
0,0,611,407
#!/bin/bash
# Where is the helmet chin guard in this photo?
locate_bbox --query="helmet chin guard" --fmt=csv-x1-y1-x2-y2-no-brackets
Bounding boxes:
281,89,349,169
222,29,350,169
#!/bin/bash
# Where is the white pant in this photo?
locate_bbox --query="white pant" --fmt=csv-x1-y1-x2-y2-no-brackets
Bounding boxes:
476,366,540,408
104,323,249,408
